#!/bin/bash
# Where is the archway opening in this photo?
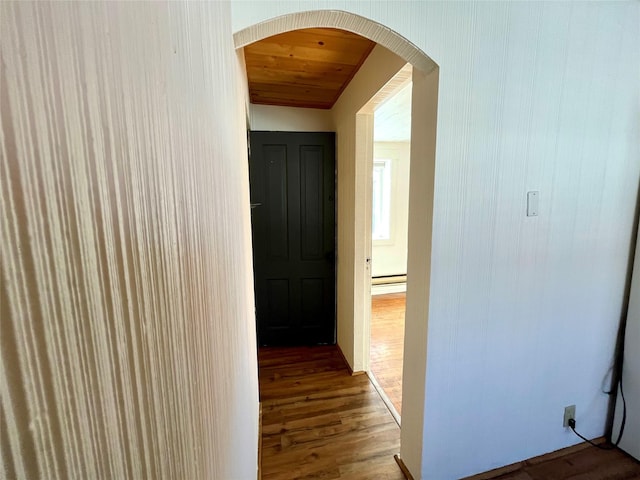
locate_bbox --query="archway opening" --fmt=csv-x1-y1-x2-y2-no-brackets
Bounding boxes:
234,11,439,478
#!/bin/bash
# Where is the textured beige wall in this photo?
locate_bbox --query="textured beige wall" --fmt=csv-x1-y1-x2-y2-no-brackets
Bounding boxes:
249,104,334,132
0,2,259,479
331,45,407,371
400,67,439,477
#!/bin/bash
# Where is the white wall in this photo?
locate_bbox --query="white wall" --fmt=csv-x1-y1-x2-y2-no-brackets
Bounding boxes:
249,104,334,131
372,142,411,277
233,2,640,479
1,2,258,479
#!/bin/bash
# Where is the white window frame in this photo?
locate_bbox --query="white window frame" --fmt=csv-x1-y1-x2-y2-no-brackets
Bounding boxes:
372,158,393,243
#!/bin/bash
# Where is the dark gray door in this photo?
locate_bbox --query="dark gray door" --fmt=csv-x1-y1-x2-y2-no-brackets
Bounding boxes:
249,131,336,346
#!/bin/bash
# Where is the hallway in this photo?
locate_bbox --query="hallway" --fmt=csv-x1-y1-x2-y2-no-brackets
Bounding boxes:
258,346,405,480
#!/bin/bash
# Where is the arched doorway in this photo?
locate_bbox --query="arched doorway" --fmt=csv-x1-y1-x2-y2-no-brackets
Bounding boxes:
234,11,439,477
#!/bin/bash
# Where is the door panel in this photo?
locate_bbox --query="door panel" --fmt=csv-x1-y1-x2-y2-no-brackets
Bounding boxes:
266,279,290,327
265,147,289,260
300,146,324,260
250,131,336,346
301,278,324,327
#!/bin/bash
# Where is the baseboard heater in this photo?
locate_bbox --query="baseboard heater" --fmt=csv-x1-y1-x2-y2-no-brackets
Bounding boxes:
372,275,407,285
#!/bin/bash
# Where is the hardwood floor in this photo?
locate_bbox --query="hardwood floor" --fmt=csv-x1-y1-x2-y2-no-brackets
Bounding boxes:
259,346,405,480
465,443,640,480
370,292,406,416
258,344,640,480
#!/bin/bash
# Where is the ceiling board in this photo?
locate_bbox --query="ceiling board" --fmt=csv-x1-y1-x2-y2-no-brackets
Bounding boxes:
244,28,376,109
374,82,412,143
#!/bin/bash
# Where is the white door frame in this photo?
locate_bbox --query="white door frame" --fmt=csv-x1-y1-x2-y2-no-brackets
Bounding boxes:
357,64,413,374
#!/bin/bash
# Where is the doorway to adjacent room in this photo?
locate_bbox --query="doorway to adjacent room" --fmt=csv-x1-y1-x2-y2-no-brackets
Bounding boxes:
234,12,439,476
367,78,412,422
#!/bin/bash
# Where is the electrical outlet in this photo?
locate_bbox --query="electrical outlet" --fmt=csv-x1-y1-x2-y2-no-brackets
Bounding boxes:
563,405,576,427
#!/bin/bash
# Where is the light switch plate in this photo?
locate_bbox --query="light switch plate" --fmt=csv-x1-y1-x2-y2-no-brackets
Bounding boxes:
527,191,539,217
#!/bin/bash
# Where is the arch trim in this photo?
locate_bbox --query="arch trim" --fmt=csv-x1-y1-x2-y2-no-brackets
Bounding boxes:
233,10,437,74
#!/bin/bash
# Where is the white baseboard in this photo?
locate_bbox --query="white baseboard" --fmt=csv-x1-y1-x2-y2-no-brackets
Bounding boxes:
371,283,406,295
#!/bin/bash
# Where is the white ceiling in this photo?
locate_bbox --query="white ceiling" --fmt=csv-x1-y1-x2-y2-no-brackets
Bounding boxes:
374,82,412,143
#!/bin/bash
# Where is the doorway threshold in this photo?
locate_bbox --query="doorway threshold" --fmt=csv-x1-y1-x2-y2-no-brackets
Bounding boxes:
368,371,401,427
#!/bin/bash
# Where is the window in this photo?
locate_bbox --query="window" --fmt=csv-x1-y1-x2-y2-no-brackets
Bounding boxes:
372,159,392,240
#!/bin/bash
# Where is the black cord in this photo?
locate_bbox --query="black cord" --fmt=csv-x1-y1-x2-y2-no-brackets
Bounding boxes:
568,375,627,450
569,419,615,450
612,376,627,446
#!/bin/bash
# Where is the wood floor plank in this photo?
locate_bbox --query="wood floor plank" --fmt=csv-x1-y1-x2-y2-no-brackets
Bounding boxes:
523,446,640,480
464,445,640,480
371,293,406,415
259,345,405,480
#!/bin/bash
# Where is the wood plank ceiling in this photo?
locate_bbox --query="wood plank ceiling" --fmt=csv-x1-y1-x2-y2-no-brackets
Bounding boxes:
244,28,376,109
